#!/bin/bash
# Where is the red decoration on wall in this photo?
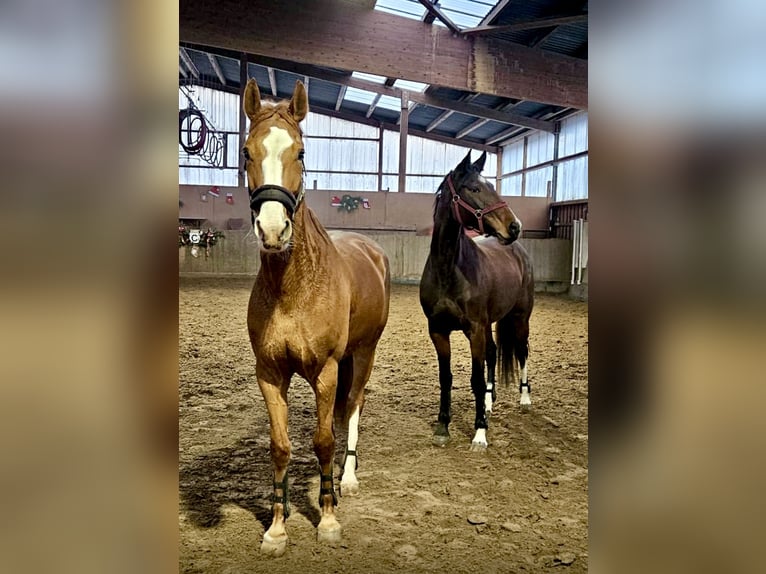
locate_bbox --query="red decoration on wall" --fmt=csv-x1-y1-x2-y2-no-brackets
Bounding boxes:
208,186,220,198
331,195,342,207
225,192,234,205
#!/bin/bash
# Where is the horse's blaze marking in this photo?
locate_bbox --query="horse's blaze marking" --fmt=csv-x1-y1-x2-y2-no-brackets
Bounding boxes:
257,126,293,236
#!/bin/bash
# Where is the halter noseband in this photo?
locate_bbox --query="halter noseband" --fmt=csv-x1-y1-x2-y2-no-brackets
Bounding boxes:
446,173,507,235
249,183,305,218
249,156,307,219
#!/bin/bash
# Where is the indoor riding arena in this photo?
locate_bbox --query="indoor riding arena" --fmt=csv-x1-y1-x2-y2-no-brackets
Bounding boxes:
179,1,588,572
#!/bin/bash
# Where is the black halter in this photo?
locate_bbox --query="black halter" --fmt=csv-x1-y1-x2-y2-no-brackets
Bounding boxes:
249,184,305,218
248,155,307,219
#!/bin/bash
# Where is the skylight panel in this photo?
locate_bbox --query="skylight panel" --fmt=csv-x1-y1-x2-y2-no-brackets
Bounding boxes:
440,0,495,25
376,95,401,112
351,71,387,84
393,78,429,92
374,0,424,20
344,86,378,105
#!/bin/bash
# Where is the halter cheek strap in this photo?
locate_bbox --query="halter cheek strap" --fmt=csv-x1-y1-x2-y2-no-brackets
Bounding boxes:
447,173,507,235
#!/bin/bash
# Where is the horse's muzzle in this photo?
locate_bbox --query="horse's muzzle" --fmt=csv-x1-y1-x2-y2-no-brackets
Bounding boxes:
500,221,521,245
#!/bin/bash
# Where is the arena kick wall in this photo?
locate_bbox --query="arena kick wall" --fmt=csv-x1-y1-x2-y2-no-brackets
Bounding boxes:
179,185,584,295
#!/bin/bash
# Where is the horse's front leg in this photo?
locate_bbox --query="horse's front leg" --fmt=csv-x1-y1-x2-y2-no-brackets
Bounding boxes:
429,330,452,446
485,324,497,415
467,326,489,451
256,367,291,557
313,357,342,543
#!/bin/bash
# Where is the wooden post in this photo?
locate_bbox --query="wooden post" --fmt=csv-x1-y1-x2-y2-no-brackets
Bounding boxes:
377,125,384,192
238,53,248,189
398,91,409,193
495,146,503,195
521,136,528,197
551,124,560,201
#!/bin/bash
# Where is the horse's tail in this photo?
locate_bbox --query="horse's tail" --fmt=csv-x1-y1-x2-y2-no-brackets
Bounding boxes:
496,313,520,388
334,356,354,425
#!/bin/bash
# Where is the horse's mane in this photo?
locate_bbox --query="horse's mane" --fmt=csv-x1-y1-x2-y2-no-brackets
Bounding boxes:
433,172,451,219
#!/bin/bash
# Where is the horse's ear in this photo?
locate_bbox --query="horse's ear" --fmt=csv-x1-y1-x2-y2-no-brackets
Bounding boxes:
243,79,261,121
473,151,487,173
289,81,309,122
456,150,472,173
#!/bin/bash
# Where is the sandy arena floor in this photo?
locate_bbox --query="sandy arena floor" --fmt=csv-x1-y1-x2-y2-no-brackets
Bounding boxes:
179,278,588,573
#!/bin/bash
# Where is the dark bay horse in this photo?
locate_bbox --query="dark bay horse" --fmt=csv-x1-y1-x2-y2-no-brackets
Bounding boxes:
243,79,390,556
419,151,534,451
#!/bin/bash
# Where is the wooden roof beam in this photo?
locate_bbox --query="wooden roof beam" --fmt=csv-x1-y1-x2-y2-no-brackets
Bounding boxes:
425,93,479,132
478,0,513,26
180,0,587,108
456,119,489,139
179,48,199,79
528,26,560,48
416,0,461,34
456,99,523,139
462,14,588,37
207,53,227,86
366,94,381,118
245,55,555,131
335,85,347,110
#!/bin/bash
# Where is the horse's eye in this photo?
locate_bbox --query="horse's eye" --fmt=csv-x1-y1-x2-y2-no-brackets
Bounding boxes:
242,147,250,161
472,187,480,193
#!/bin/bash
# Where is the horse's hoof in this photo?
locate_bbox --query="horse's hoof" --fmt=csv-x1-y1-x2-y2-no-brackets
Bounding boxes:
260,531,288,557
432,433,450,447
470,440,488,452
519,402,531,413
340,480,360,497
317,522,342,544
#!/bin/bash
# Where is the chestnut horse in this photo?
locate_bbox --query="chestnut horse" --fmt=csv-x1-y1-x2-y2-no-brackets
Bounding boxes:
243,80,390,556
419,151,534,450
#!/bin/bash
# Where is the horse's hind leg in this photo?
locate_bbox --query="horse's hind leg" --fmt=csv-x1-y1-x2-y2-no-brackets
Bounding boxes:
340,346,376,496
485,324,497,415
313,358,343,543
256,371,291,557
513,314,531,408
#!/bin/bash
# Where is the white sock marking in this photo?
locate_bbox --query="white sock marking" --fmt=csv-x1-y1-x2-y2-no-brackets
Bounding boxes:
519,364,531,405
472,428,487,447
485,392,493,413
342,406,360,486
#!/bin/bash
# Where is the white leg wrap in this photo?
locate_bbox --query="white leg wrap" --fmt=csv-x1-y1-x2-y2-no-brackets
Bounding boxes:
341,407,360,490
485,392,493,414
519,364,531,406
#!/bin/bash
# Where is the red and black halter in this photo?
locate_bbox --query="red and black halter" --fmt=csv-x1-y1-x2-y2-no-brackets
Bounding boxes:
446,173,507,235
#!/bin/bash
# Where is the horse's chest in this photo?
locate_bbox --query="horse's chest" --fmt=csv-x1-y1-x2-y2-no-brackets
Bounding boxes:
251,307,346,363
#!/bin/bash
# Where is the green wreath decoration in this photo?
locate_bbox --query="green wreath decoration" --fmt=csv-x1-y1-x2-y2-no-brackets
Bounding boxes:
338,194,364,212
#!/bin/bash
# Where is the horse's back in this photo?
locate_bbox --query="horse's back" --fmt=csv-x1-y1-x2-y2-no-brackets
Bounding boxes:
329,231,391,347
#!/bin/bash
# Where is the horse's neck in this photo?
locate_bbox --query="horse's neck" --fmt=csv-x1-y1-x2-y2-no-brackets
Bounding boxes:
259,205,335,297
430,190,472,269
